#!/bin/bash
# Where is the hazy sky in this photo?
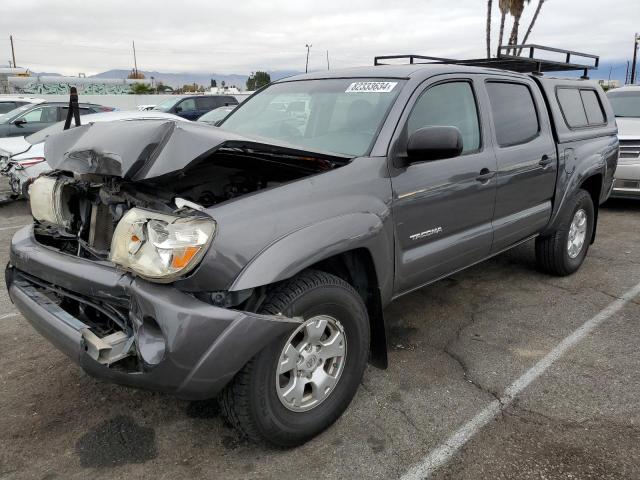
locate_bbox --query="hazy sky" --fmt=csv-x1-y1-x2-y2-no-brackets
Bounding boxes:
2,0,638,76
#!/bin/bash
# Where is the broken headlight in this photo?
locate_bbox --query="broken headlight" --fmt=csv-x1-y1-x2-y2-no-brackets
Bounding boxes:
109,208,215,282
29,176,74,228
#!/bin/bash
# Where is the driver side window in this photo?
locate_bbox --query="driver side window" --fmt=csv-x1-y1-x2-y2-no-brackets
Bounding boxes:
19,106,58,123
177,99,197,112
408,81,481,154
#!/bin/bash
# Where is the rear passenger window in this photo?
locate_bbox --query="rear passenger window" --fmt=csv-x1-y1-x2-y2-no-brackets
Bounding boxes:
486,82,539,147
408,81,481,154
556,89,587,127
556,88,606,128
196,97,218,110
580,90,605,125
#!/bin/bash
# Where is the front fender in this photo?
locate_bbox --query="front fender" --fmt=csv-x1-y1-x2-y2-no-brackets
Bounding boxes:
229,213,393,297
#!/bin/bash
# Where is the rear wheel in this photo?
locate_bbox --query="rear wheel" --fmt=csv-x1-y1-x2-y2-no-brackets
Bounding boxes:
220,270,370,447
535,189,594,276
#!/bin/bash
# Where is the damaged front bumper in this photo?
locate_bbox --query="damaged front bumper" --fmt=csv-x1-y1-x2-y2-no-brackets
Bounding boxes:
6,225,300,400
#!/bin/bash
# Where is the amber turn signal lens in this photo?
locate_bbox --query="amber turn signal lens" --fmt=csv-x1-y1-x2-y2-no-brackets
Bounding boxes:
171,246,200,269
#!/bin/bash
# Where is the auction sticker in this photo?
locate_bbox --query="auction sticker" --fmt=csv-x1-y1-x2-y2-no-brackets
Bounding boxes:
345,81,397,93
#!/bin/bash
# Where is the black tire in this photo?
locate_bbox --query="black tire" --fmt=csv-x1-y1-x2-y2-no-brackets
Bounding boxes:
535,189,594,276
219,270,370,447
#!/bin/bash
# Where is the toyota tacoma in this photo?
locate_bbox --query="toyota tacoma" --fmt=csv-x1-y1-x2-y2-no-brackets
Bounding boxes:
5,54,618,447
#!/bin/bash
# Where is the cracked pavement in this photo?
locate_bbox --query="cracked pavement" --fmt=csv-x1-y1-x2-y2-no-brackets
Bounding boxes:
1,196,639,480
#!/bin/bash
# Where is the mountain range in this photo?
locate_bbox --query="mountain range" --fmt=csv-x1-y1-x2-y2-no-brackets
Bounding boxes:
89,69,302,88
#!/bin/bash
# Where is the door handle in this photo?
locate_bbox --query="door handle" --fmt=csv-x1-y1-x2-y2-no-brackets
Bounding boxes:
539,155,553,167
476,168,495,183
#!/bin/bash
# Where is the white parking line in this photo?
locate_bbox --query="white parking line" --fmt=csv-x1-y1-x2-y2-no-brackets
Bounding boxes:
0,224,28,232
0,312,19,320
401,279,640,480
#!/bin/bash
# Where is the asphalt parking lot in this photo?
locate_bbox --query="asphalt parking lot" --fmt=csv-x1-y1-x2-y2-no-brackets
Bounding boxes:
1,192,639,480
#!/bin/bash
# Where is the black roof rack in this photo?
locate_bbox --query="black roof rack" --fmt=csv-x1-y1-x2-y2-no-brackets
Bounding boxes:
374,44,599,79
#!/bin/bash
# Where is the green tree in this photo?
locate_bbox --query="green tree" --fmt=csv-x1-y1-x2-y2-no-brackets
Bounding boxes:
246,71,271,91
129,82,153,94
517,0,546,55
507,0,531,53
496,0,511,56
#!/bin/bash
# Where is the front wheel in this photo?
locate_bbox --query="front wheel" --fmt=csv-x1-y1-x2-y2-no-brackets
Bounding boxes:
535,189,595,276
219,270,370,447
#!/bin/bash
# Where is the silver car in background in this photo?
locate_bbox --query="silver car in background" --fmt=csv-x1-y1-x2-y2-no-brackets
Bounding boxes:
607,85,640,199
2,110,187,198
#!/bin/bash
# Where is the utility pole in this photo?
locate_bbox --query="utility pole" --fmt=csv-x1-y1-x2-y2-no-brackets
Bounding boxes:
9,35,16,68
326,50,330,71
631,33,639,85
305,44,312,73
626,61,630,84
132,40,139,77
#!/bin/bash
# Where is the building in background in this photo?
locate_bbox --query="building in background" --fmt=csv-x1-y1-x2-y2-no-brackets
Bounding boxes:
3,74,146,95
598,79,621,90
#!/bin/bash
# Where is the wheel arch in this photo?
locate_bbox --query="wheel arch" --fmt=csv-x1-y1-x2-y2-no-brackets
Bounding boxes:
579,173,602,244
229,213,393,369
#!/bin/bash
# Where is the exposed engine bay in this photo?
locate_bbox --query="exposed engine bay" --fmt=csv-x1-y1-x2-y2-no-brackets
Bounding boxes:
32,147,344,262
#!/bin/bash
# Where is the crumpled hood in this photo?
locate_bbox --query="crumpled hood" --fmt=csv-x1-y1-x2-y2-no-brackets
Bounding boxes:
44,120,348,181
616,117,640,140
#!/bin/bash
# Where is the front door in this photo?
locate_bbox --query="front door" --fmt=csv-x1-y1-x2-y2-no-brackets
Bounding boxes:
391,78,497,294
9,105,59,137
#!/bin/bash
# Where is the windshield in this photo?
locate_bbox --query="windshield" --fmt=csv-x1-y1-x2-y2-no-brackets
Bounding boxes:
607,90,640,118
153,97,181,112
0,104,32,124
221,79,404,156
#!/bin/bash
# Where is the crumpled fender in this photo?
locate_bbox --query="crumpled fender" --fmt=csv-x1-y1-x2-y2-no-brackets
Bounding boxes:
229,212,392,294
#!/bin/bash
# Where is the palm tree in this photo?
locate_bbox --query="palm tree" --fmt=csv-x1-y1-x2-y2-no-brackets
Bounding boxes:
496,0,511,56
486,0,493,58
518,0,546,55
507,0,531,54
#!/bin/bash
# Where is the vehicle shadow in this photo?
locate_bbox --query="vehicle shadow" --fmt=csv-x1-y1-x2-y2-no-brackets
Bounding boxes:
602,198,640,212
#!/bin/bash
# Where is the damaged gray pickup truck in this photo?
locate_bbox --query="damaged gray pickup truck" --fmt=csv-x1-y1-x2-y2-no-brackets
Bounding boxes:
6,59,618,447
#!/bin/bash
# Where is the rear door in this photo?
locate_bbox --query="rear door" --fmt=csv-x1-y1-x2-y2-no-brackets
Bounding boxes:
196,97,219,118
390,76,497,294
484,78,557,252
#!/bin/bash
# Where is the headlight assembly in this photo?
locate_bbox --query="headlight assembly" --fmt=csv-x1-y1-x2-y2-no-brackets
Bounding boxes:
29,176,75,228
109,208,216,282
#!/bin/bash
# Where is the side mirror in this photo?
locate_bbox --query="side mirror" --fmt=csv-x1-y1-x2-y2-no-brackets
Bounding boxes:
174,105,182,113
13,118,27,126
406,126,463,163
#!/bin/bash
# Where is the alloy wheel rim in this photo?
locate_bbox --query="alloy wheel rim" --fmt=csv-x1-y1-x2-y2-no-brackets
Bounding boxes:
275,315,347,412
567,208,587,259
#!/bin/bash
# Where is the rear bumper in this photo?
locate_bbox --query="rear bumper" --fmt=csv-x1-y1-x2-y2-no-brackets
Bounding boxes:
6,226,300,400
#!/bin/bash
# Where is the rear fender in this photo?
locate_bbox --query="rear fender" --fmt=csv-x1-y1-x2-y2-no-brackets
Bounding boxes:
544,157,605,235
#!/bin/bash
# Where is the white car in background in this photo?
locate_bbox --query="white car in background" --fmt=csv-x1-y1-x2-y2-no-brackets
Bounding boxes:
607,85,640,199
2,110,187,198
0,96,44,115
